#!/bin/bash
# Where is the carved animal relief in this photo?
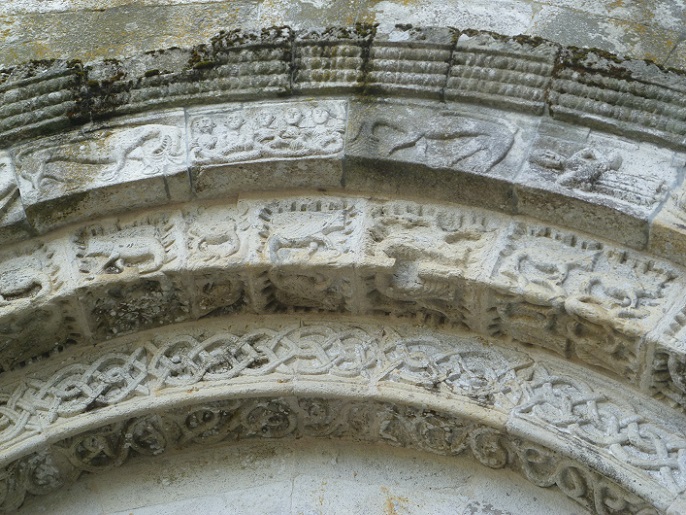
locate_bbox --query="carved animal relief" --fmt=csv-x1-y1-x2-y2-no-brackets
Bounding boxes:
75,221,175,277
526,134,673,214
349,103,516,174
15,124,185,197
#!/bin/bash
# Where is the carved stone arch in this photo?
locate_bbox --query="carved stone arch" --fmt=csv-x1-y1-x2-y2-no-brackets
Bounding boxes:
2,15,686,515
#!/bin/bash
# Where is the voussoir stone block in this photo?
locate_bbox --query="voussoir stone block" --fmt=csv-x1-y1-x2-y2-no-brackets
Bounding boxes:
11,110,190,232
446,30,559,115
0,151,31,245
367,26,457,100
243,197,365,314
485,221,683,381
515,119,679,249
649,154,686,266
549,48,686,151
359,200,502,329
0,238,83,371
294,26,372,95
68,209,191,341
189,100,347,198
180,202,249,319
343,100,535,212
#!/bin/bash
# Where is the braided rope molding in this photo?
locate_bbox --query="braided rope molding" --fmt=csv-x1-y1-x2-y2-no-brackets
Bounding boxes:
0,315,684,513
1,196,686,412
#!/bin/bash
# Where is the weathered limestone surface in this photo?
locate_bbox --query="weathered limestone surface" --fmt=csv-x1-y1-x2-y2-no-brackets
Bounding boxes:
1,0,684,70
2,17,686,515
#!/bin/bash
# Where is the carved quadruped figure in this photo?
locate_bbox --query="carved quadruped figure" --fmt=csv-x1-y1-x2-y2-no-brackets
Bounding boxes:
353,109,516,173
564,274,661,336
261,204,355,265
76,225,171,276
18,125,184,193
499,243,600,305
0,257,51,307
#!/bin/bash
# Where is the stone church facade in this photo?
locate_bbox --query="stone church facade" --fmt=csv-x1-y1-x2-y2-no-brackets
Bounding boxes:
1,1,686,513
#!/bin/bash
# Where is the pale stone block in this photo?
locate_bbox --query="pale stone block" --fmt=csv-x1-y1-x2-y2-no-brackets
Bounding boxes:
242,197,365,313
188,101,347,198
180,203,248,318
68,210,191,341
0,152,32,245
294,27,371,95
344,100,535,213
515,120,679,249
359,200,502,327
0,239,83,371
487,221,680,381
367,26,457,100
446,31,558,115
11,110,190,232
648,154,686,265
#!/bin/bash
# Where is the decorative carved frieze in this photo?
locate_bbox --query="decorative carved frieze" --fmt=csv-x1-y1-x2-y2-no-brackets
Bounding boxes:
367,26,456,99
0,196,682,410
188,100,347,198
0,152,30,244
489,222,680,380
516,120,679,248
294,26,372,94
0,317,679,512
11,111,189,232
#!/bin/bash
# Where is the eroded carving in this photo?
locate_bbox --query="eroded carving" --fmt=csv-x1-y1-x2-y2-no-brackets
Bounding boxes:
189,102,346,165
253,199,360,311
0,157,19,223
366,202,497,325
75,218,176,277
526,137,673,213
15,124,185,195
349,104,516,174
492,225,677,377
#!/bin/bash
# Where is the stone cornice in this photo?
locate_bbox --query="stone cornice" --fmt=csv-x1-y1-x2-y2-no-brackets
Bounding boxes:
1,26,685,151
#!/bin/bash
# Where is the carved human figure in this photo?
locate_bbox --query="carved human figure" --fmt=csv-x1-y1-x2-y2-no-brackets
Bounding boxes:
531,147,623,191
270,107,305,154
254,110,277,152
304,107,343,153
218,112,253,154
190,117,219,159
